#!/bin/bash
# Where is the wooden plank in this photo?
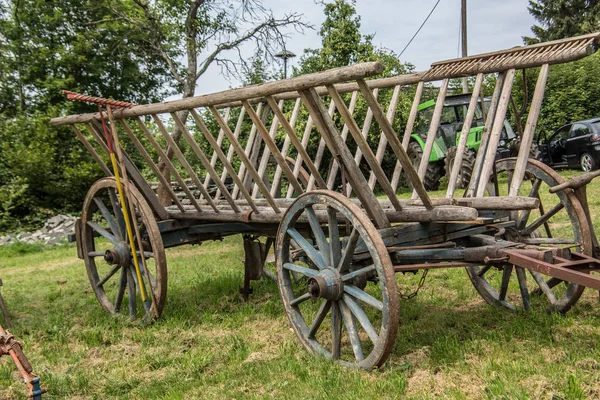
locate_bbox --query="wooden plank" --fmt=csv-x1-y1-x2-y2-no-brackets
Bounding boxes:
189,109,259,213
391,81,424,191
367,85,401,189
252,99,284,197
509,64,549,197
208,105,281,213
476,69,516,196
171,112,241,213
412,78,448,200
134,117,204,214
326,85,403,211
446,73,484,198
270,98,302,197
356,79,433,209
299,87,391,229
266,96,328,191
118,120,185,213
466,72,506,197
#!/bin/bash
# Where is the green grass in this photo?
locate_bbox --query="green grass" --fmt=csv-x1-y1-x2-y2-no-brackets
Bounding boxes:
1,169,600,399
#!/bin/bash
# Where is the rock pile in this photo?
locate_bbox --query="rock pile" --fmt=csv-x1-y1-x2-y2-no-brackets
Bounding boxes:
0,215,77,246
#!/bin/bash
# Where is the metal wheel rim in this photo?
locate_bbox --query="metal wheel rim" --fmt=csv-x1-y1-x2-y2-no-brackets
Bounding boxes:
466,158,592,313
81,177,167,320
276,190,399,369
581,154,593,172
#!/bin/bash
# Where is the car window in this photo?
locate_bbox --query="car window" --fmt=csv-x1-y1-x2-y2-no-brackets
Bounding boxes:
592,121,600,133
570,123,590,138
552,125,571,141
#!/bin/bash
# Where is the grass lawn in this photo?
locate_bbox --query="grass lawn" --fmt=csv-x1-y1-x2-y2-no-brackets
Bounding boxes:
1,169,600,399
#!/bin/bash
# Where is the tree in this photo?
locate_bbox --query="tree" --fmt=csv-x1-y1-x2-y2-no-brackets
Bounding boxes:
110,0,308,203
524,0,600,44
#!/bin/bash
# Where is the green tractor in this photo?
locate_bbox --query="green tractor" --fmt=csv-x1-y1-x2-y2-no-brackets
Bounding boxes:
407,93,517,191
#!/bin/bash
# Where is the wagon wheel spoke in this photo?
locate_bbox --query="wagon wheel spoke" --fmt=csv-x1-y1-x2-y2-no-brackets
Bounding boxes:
87,251,105,257
289,292,312,307
516,178,542,230
477,264,493,277
338,228,359,272
498,265,513,302
287,229,326,269
331,302,342,360
126,266,137,317
283,263,318,278
96,264,121,288
341,265,375,282
87,221,120,245
308,300,332,339
515,267,531,310
108,188,126,240
327,207,342,267
522,202,564,237
536,195,554,238
339,300,364,362
343,294,379,344
114,267,127,313
344,285,384,311
529,270,557,303
93,197,121,239
306,206,331,266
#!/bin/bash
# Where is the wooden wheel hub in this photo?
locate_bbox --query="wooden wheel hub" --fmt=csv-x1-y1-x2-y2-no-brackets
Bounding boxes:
307,268,343,300
103,243,131,267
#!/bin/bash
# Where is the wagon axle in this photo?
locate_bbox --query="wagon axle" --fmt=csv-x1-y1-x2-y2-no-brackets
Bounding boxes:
306,268,344,301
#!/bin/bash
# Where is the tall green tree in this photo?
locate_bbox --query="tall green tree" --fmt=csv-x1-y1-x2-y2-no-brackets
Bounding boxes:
524,0,600,44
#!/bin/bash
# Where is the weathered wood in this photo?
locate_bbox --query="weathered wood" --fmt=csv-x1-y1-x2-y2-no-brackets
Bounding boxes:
446,73,484,197
286,112,315,198
232,103,263,200
251,99,284,197
270,98,302,197
356,79,433,209
391,81,424,191
412,78,448,200
203,107,230,192
477,69,516,196
171,112,241,213
349,88,378,196
327,90,358,189
215,106,246,200
51,62,384,126
266,96,328,191
326,85,402,211
243,100,304,196
509,64,549,197
151,114,219,213
134,117,203,214
466,72,505,197
306,100,337,192
118,120,185,213
367,85,401,189
72,125,112,177
208,105,281,213
299,87,391,228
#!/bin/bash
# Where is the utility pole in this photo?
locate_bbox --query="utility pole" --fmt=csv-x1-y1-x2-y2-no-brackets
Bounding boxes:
461,0,469,93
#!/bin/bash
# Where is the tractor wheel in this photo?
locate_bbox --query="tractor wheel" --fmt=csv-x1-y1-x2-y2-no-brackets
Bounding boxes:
445,147,476,190
406,141,442,191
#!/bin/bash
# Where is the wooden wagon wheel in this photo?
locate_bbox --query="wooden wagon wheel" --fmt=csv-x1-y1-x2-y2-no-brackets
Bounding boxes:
276,190,399,369
466,158,592,313
81,177,167,320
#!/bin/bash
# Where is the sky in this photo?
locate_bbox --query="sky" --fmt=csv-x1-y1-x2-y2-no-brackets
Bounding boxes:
189,0,537,97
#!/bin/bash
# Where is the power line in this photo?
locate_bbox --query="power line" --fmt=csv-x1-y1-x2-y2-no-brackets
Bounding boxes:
398,0,443,59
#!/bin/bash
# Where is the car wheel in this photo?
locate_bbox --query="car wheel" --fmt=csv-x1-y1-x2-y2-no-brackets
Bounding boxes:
580,153,597,172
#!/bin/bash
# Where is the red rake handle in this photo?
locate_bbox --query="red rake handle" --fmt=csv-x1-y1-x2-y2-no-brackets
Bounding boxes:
62,90,136,109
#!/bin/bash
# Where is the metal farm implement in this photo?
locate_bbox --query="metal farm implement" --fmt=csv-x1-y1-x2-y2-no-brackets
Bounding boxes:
51,32,600,369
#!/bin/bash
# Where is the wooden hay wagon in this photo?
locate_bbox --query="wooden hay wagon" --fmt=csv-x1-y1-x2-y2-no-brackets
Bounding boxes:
51,32,600,369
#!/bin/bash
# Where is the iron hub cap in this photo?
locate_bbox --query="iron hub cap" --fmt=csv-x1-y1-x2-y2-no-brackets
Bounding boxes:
306,268,344,300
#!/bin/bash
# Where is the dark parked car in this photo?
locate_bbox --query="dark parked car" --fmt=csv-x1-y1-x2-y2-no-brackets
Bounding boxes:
538,118,600,171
